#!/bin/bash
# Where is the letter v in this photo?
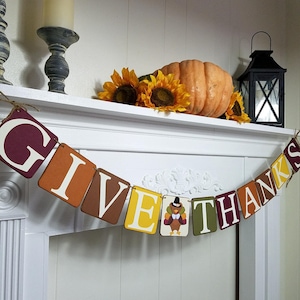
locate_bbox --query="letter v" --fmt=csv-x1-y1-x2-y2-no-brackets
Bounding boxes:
98,170,129,218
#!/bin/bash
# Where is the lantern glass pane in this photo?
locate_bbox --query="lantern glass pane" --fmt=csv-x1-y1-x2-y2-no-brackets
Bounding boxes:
255,78,279,122
240,81,249,112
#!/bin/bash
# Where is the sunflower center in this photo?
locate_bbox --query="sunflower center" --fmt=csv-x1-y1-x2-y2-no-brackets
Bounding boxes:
113,85,137,105
151,88,175,107
232,101,242,116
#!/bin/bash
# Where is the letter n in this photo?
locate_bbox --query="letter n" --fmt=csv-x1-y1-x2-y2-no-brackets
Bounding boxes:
255,169,277,205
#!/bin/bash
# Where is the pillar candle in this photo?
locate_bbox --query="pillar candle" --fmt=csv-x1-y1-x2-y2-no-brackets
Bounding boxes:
43,0,74,30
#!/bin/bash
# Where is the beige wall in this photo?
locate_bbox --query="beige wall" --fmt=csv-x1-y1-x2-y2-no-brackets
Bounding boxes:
3,0,300,299
5,0,286,99
284,1,300,299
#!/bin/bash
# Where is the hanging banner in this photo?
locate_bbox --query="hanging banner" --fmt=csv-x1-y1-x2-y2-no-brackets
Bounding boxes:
0,98,299,238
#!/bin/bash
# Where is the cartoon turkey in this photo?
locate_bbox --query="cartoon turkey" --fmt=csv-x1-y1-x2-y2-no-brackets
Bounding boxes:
164,197,187,235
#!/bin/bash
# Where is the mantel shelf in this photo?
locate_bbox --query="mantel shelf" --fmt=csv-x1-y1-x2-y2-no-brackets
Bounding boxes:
0,84,294,141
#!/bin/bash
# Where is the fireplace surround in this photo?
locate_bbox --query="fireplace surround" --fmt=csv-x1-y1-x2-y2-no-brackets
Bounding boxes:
0,84,294,300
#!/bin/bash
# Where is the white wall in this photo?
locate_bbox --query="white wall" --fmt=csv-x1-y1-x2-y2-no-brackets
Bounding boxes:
3,0,300,300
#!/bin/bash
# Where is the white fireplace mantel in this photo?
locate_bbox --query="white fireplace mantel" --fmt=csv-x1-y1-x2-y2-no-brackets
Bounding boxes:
0,84,295,300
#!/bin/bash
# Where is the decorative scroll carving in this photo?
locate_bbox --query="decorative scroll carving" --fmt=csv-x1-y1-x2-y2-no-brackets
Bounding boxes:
142,167,223,196
0,180,20,211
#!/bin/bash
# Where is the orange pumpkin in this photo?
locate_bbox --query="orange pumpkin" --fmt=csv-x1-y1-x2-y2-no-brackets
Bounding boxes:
154,59,233,117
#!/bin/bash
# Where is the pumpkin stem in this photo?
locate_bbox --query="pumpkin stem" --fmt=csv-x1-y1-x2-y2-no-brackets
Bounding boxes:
151,87,175,107
138,74,152,81
113,85,137,105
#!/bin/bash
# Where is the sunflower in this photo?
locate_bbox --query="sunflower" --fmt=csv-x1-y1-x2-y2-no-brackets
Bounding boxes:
97,68,140,105
137,70,190,112
224,90,251,123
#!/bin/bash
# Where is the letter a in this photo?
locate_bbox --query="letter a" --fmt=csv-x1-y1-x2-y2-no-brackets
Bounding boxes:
237,181,261,219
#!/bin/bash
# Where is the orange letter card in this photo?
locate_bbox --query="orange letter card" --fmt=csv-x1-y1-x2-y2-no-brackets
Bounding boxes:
81,168,130,224
0,108,57,178
237,181,261,219
124,186,162,234
38,143,96,207
160,195,189,237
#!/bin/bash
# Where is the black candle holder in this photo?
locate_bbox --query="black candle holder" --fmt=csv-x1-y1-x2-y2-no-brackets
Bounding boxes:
37,26,79,94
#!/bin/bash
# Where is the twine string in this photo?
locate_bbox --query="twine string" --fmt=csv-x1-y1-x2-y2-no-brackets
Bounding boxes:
0,90,40,124
0,90,39,112
294,129,300,141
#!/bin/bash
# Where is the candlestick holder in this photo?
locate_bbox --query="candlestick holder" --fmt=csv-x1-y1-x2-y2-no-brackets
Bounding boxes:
0,0,12,85
37,26,79,93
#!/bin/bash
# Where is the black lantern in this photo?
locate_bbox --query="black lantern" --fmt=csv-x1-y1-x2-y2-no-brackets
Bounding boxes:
237,32,286,127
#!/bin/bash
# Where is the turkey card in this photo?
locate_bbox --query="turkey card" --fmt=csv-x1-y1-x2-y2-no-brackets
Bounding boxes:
160,195,190,236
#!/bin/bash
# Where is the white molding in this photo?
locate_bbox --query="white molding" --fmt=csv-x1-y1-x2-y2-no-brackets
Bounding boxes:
142,167,223,195
0,217,25,300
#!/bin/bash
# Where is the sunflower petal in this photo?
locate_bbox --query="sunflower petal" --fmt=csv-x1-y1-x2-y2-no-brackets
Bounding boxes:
111,70,123,86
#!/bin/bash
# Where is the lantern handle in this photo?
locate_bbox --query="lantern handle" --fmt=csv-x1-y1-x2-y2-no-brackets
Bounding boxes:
251,31,272,53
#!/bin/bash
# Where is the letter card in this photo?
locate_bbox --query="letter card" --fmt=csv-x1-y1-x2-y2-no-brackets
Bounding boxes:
192,197,217,235
124,186,162,234
38,143,96,207
271,153,292,189
255,169,277,205
0,108,57,178
160,195,189,236
237,181,261,219
215,191,240,230
81,168,130,224
284,138,300,172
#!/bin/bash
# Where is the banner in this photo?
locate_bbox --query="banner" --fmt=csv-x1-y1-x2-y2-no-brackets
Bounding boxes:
0,103,299,237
